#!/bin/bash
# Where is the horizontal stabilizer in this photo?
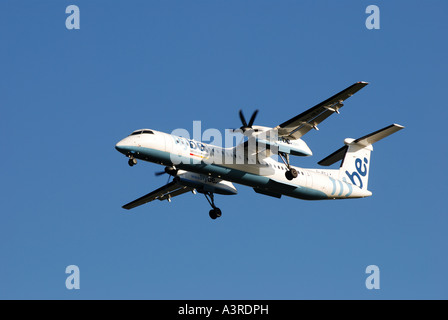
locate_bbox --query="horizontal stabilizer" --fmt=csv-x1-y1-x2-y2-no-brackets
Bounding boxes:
353,123,404,147
318,145,348,166
318,124,404,167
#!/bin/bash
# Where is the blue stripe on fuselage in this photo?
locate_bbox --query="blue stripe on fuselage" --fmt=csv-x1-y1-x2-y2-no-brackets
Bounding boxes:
119,146,328,201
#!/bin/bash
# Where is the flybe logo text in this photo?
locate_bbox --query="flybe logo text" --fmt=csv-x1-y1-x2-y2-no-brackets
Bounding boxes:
346,157,368,189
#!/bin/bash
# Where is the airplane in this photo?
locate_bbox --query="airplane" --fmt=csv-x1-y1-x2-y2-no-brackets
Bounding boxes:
115,82,404,219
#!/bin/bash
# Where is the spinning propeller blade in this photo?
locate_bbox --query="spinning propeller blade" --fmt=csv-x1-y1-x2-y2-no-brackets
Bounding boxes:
238,109,259,132
154,166,178,177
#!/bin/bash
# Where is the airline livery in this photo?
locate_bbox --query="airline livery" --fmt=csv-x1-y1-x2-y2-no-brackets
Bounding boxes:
115,82,404,219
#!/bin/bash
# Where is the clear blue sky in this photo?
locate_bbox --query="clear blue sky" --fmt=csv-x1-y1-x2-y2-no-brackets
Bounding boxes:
1,0,447,299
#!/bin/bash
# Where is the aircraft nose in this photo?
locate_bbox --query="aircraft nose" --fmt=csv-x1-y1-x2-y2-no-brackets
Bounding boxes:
115,139,128,154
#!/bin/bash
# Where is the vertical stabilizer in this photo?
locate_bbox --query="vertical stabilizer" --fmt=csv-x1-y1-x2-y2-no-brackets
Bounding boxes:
318,124,404,190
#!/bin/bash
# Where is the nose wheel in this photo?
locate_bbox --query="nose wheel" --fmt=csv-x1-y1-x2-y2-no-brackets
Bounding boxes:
127,155,137,167
204,192,222,220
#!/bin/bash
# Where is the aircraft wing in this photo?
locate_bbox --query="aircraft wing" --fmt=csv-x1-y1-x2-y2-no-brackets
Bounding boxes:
274,82,369,140
122,181,193,210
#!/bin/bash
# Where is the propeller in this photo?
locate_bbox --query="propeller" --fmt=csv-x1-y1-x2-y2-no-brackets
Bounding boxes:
154,166,178,184
154,166,178,177
237,109,259,133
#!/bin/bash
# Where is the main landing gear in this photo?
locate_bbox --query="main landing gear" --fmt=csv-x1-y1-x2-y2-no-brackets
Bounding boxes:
204,192,222,220
279,152,298,181
285,168,298,180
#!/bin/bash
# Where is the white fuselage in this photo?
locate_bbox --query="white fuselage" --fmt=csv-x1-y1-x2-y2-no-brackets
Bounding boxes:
115,129,372,200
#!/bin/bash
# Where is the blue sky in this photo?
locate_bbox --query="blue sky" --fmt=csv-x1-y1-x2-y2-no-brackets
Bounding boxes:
1,0,447,299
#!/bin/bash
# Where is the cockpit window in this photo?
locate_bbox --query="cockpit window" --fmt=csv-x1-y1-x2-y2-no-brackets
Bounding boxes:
130,130,154,136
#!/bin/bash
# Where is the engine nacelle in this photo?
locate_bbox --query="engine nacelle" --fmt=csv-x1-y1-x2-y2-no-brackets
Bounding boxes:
254,135,313,157
174,171,237,195
241,126,313,157
274,138,313,156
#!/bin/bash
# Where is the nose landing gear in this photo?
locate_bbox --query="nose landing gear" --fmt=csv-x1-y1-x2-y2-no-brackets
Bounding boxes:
127,155,137,167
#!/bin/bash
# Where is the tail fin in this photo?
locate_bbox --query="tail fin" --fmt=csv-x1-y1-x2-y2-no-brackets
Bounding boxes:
318,124,404,190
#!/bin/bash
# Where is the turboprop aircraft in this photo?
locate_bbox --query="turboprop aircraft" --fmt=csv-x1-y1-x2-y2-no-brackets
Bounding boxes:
115,82,404,219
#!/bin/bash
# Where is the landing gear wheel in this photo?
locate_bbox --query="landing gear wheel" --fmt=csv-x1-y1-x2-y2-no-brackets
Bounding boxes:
285,168,298,180
209,209,217,220
128,158,137,167
205,192,222,220
279,152,297,180
209,208,222,220
290,168,298,178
